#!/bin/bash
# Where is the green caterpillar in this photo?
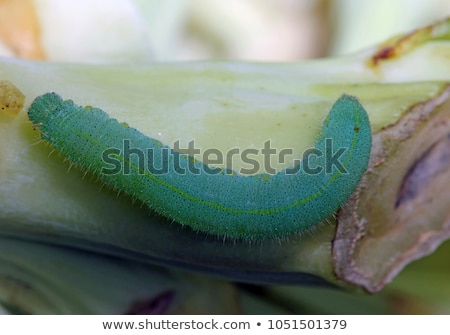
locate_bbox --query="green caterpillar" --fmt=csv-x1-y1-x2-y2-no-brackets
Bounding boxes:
28,93,371,240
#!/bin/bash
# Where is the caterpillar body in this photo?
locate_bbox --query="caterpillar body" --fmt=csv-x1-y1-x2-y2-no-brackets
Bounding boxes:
28,93,371,240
